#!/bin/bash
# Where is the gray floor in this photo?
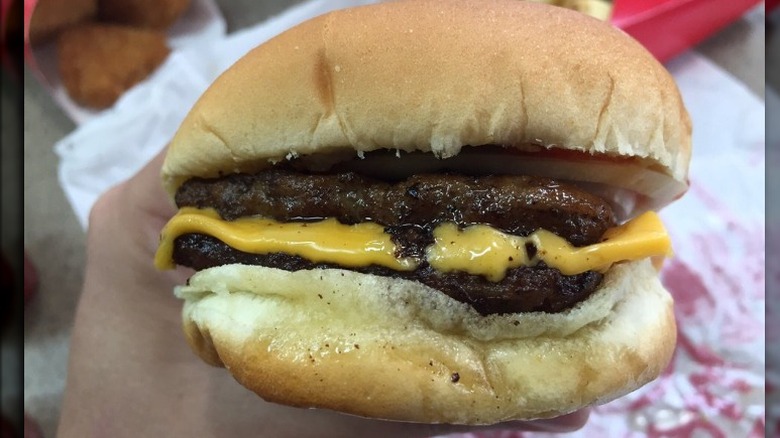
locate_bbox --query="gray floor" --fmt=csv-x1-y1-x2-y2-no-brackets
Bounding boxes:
21,2,768,437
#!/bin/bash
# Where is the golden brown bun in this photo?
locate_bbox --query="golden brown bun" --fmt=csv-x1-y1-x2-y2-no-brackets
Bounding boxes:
178,260,676,424
162,0,691,199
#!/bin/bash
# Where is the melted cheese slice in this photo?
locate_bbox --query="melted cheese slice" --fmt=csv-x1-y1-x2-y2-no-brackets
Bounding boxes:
154,208,417,271
427,211,671,280
155,208,672,280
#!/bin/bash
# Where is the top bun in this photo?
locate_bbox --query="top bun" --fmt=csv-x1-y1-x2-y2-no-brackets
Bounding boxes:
163,0,691,196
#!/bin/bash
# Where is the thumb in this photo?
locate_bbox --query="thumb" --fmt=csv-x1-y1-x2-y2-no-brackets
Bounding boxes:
404,410,590,437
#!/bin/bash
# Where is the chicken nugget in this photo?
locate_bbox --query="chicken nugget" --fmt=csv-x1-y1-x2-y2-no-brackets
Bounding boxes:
99,0,191,30
28,0,98,44
57,24,170,109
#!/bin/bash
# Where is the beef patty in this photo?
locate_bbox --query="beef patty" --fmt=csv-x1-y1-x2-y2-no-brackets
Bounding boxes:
176,169,614,246
173,169,616,315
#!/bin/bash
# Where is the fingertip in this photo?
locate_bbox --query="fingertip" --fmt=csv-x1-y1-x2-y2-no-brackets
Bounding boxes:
126,146,175,218
521,409,591,433
406,409,590,437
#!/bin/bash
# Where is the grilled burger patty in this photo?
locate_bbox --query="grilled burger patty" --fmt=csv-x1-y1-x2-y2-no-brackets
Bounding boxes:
173,170,616,315
176,169,615,246
174,233,604,315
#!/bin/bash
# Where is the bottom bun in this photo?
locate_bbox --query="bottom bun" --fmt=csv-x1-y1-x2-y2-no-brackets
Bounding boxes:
176,260,676,424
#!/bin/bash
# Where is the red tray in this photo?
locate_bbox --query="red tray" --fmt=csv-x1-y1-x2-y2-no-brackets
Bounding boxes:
610,0,763,62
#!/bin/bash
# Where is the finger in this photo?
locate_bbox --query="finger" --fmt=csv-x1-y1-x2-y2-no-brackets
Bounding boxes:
103,147,177,258
124,149,197,283
123,147,176,225
24,414,44,438
272,406,590,438
397,409,590,437
521,409,590,432
89,147,193,284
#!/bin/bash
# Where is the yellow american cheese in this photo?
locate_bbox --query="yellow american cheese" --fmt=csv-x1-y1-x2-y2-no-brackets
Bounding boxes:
155,208,672,280
154,208,418,271
427,211,672,280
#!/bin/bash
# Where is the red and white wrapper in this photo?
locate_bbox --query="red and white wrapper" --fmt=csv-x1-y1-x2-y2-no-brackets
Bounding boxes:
49,1,767,436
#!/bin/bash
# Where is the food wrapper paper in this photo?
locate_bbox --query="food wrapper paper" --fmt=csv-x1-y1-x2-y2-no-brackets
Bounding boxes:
52,1,767,436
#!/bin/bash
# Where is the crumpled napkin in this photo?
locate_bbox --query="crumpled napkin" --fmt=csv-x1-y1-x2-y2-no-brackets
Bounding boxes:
52,1,766,436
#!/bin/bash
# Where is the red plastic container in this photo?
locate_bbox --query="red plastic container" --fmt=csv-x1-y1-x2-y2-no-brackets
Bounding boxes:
610,0,763,62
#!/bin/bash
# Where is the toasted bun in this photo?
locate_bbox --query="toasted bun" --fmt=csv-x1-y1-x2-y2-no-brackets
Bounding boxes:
162,0,691,199
177,260,676,424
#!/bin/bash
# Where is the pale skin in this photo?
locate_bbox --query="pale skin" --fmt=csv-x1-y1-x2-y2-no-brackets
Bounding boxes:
57,150,589,437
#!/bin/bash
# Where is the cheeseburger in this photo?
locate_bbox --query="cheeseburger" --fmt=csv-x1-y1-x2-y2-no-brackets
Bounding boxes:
154,0,690,424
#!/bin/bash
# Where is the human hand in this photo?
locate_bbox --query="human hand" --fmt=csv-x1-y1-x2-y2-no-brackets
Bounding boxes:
57,150,589,437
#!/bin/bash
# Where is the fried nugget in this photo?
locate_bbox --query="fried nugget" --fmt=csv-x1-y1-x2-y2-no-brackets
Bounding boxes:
28,0,98,44
99,0,191,30
57,24,170,109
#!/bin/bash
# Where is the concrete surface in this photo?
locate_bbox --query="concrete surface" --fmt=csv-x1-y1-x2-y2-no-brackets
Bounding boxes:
23,2,768,437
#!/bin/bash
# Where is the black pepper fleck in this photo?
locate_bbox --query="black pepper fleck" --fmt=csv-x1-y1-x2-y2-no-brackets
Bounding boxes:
451,372,460,383
525,242,537,259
